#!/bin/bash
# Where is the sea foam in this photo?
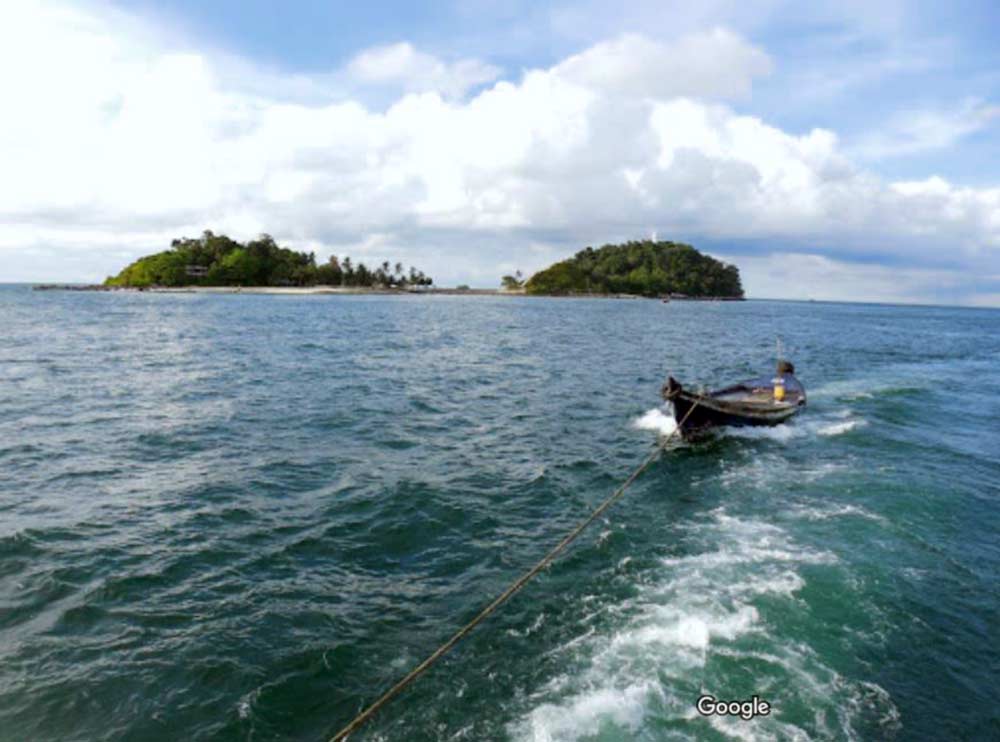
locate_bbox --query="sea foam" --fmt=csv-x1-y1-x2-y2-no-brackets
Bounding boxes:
632,406,865,444
631,407,678,436
509,509,841,741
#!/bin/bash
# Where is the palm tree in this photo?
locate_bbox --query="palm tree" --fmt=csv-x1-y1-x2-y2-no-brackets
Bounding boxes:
356,262,371,286
501,269,525,290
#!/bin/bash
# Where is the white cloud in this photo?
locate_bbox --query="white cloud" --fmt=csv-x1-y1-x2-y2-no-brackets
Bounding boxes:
1,0,999,304
551,28,772,100
734,252,970,305
854,98,1000,159
347,42,501,98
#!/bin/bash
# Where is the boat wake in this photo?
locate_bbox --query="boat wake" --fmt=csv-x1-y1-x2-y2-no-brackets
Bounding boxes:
631,406,865,443
513,410,896,740
631,407,678,436
509,507,897,741
723,414,866,442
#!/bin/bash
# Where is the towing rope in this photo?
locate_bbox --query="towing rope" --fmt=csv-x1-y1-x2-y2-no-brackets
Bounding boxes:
330,396,702,741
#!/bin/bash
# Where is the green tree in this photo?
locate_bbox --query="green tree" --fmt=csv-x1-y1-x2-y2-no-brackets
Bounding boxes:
524,239,743,298
500,270,524,290
104,232,434,291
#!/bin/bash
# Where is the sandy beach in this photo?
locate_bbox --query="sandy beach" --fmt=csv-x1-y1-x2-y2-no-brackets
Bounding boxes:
34,285,524,296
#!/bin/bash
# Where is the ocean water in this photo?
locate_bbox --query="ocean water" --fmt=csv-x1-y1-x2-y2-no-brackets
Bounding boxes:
1,285,998,741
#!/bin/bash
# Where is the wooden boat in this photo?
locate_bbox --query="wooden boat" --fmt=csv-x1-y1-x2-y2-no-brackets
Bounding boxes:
661,360,806,439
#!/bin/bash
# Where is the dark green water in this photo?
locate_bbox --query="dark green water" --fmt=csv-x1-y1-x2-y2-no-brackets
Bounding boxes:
1,286,998,741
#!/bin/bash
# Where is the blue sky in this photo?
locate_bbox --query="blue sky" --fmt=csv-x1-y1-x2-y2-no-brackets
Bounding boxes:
2,0,999,304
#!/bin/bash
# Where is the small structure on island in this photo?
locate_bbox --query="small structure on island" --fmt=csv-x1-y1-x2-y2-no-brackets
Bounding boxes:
185,265,209,278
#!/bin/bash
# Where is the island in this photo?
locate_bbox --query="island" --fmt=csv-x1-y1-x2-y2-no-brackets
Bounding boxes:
103,231,433,289
524,240,744,299
37,233,745,300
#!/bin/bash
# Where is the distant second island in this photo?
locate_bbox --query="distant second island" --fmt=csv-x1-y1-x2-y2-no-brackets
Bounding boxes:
87,231,744,300
523,240,743,298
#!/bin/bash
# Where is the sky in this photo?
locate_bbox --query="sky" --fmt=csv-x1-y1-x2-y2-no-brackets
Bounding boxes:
2,0,999,305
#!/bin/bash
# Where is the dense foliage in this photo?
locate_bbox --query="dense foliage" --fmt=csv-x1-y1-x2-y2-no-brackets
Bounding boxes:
524,240,743,298
104,231,433,288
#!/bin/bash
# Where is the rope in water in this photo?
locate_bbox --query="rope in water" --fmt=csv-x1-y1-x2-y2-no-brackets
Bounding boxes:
329,396,703,741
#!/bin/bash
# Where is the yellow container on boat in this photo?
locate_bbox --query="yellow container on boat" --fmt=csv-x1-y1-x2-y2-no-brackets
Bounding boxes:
773,381,786,401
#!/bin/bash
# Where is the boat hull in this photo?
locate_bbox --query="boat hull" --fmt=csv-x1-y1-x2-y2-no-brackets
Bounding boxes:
663,376,804,439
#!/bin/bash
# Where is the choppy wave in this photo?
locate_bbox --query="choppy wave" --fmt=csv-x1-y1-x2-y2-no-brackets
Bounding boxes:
2,287,994,741
817,419,865,436
786,502,888,524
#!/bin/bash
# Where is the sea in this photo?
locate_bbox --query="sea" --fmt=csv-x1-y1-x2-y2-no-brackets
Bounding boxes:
1,284,998,741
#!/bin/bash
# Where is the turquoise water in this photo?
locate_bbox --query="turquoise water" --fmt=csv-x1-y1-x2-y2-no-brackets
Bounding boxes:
1,285,998,741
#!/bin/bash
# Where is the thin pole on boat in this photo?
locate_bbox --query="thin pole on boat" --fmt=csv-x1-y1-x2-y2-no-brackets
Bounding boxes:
328,396,704,741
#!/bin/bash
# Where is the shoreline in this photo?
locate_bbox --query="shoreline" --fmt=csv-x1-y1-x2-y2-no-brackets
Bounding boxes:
34,285,522,296
31,284,745,300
